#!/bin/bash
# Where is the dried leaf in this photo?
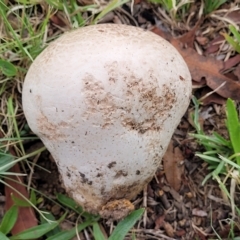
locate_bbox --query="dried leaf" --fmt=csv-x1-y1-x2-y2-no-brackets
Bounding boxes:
200,87,226,105
152,27,240,100
4,163,38,235
222,54,240,71
134,0,142,4
50,13,67,27
163,221,175,237
234,64,240,80
176,18,203,48
163,140,184,191
205,35,224,54
226,10,240,23
171,39,240,100
154,214,165,230
175,229,186,237
0,131,38,235
192,79,206,89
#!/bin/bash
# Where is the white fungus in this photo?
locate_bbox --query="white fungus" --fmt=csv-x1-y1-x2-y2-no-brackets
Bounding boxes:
22,24,192,220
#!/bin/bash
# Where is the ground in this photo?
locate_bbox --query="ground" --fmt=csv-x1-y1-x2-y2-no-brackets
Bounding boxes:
1,0,240,239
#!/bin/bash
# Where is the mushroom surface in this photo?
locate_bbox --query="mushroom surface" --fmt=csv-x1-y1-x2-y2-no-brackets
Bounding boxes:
22,24,192,219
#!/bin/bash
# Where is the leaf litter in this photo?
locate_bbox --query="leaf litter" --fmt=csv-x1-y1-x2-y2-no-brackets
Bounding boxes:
152,26,240,101
163,140,185,192
0,133,38,235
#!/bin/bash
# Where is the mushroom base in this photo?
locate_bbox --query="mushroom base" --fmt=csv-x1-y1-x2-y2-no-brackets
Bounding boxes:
100,199,135,220
62,171,153,220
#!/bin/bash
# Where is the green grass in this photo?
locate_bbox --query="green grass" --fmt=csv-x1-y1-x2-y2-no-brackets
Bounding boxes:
147,0,191,20
203,0,227,15
147,0,228,20
223,25,240,54
0,192,144,240
191,97,240,183
191,97,240,237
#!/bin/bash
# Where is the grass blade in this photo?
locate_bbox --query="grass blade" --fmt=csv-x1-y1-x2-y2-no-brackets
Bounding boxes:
195,153,221,163
109,208,144,240
46,220,93,240
229,25,240,43
92,0,129,24
0,154,16,174
11,195,31,207
223,32,240,53
0,205,18,234
226,99,240,164
9,222,59,240
212,132,231,147
0,232,10,240
219,155,240,170
56,194,95,219
40,212,61,237
56,194,84,214
92,222,107,240
0,59,17,77
10,213,66,240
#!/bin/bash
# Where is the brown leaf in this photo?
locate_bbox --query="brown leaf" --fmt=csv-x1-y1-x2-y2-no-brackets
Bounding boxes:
171,39,240,100
0,130,38,235
152,27,240,100
50,13,67,27
175,229,186,237
163,221,175,237
222,54,240,71
200,87,226,105
194,230,208,240
234,64,240,80
226,10,240,24
192,79,206,89
134,0,142,4
205,35,224,54
154,214,165,230
163,140,184,191
176,18,203,48
5,163,38,235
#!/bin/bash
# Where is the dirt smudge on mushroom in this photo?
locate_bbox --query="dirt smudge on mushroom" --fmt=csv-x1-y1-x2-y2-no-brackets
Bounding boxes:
107,161,117,169
63,167,152,216
105,61,118,84
114,170,128,178
81,69,177,135
37,112,67,140
36,97,74,141
82,74,117,127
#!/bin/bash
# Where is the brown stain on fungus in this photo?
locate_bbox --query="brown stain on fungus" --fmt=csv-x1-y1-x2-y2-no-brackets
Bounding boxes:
108,161,117,169
114,170,128,178
179,75,184,81
64,168,153,218
82,71,177,134
36,95,74,141
37,112,67,140
79,172,92,185
136,170,140,175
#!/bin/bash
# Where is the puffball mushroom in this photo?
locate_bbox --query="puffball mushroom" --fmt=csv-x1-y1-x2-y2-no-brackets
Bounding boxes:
22,24,192,220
